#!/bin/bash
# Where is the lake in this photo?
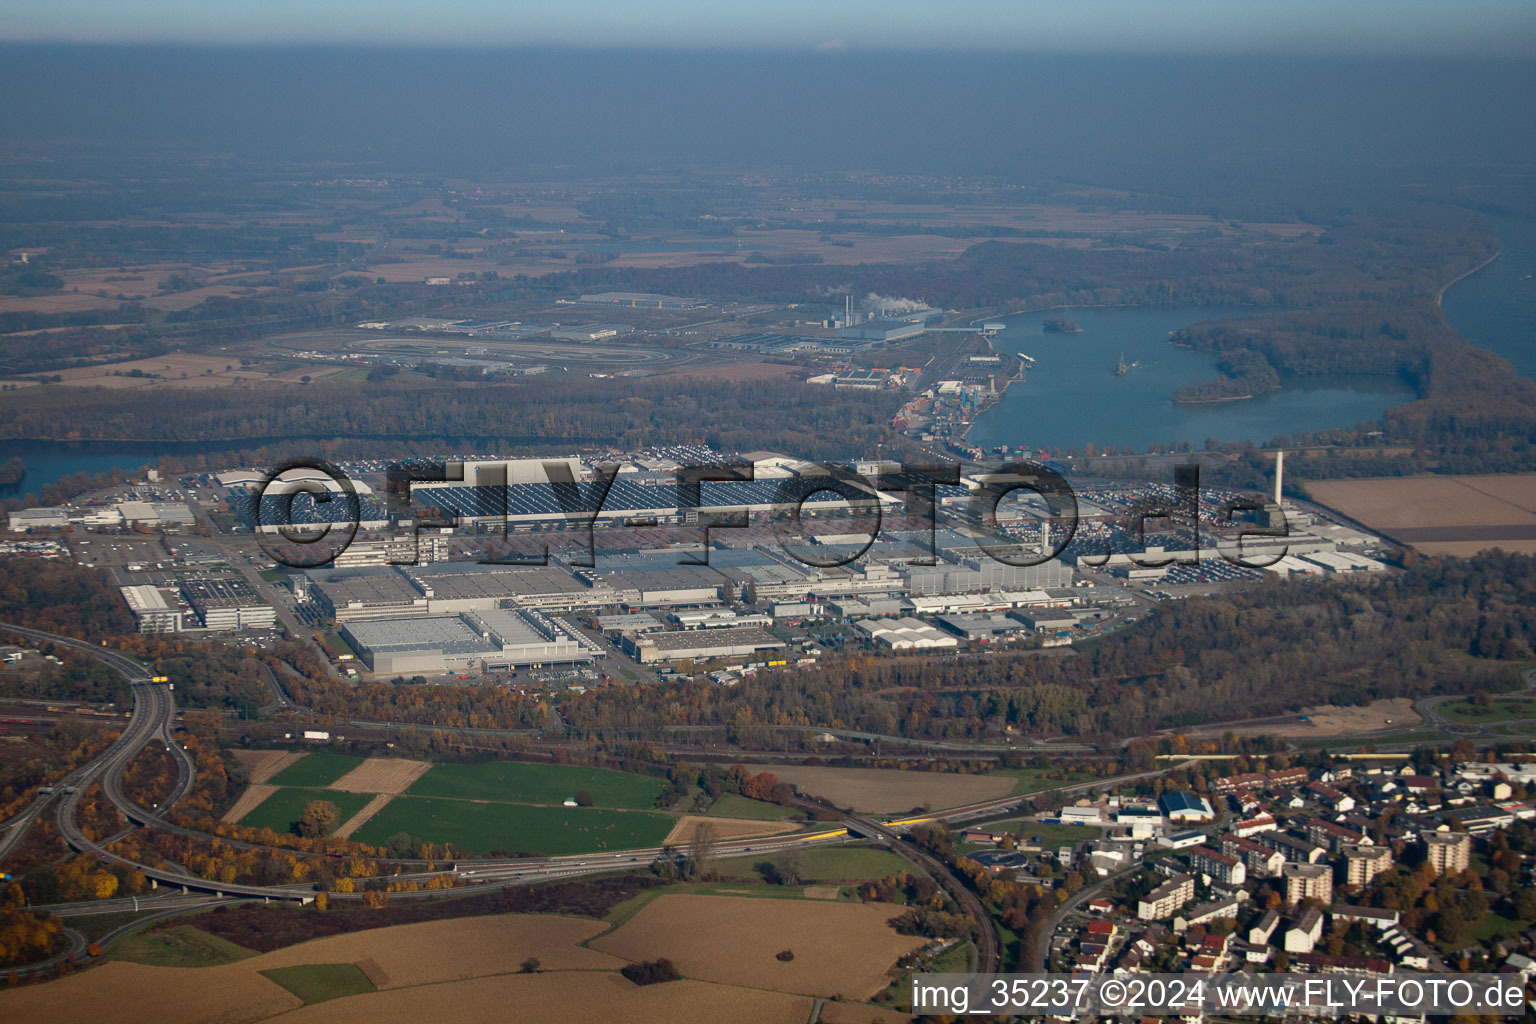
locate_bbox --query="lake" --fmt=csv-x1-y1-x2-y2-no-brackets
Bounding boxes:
966,305,1415,453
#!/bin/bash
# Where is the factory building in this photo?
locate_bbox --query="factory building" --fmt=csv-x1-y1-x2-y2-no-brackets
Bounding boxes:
7,507,68,531
343,607,592,674
624,626,786,665
181,578,276,631
936,612,1032,641
308,564,618,622
116,501,196,527
855,616,958,650
905,560,1072,595
572,291,707,309
120,585,183,633
835,318,926,342
550,323,633,341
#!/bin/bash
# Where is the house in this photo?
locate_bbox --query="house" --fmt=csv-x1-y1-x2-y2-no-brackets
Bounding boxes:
1285,906,1325,953
1086,919,1117,941
1308,782,1356,812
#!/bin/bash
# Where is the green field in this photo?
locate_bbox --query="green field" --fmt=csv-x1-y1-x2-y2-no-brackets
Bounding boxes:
716,845,912,882
1440,698,1536,723
352,796,675,856
260,964,377,1004
995,768,1097,796
706,793,800,820
406,761,665,809
238,787,373,835
111,925,254,967
267,751,364,788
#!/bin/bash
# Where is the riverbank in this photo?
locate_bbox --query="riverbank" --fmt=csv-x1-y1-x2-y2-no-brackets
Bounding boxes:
1437,249,1501,306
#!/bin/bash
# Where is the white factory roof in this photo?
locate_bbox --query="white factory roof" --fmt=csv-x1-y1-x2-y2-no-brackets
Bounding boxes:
120,584,173,612
855,616,958,649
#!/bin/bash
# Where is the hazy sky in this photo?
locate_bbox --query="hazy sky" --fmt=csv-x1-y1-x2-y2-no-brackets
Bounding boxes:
3,0,1534,55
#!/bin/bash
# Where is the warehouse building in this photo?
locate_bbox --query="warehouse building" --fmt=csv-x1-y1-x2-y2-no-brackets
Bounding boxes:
624,626,786,665
342,607,591,674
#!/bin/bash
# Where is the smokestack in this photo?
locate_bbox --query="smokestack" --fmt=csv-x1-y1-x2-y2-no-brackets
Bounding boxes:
1274,450,1285,506
845,294,851,326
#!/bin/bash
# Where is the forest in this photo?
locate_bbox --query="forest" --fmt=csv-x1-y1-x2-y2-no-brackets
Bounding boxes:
1171,305,1536,473
0,376,902,464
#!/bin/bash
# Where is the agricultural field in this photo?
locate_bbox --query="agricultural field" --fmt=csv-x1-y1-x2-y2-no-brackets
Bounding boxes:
763,765,1015,814
259,964,377,1005
1306,474,1536,555
268,752,365,788
221,783,278,823
272,973,814,1024
0,906,855,1024
231,749,304,784
329,758,431,795
238,787,374,836
246,912,624,987
591,892,924,1000
351,796,675,855
405,761,666,809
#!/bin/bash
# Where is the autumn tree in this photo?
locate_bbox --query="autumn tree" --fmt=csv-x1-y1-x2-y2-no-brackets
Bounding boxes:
685,822,717,882
297,800,341,838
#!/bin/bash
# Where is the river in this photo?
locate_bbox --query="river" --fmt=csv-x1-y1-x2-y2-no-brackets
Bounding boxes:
1441,216,1536,380
0,440,192,499
966,305,1414,453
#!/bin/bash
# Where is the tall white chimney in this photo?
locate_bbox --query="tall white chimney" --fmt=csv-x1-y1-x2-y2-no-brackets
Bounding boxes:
1274,450,1285,506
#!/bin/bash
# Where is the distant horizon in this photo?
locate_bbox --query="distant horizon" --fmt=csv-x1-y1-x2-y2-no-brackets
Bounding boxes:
2,0,1535,57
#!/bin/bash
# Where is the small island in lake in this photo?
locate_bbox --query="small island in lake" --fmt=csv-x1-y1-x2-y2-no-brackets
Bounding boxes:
0,457,25,486
1042,316,1082,334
